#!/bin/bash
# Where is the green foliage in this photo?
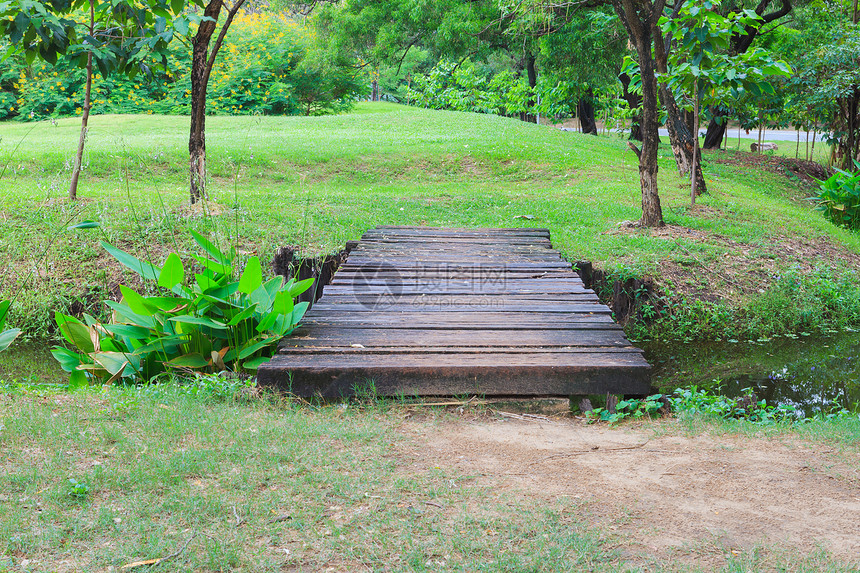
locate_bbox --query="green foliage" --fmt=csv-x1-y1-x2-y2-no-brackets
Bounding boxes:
816,163,860,230
671,386,812,424
1,12,364,120
407,60,581,118
0,0,191,113
66,477,90,500
0,299,22,352
586,387,855,426
584,394,666,424
51,231,314,385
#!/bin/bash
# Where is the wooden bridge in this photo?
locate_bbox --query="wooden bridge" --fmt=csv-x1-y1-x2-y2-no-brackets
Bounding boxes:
257,226,651,397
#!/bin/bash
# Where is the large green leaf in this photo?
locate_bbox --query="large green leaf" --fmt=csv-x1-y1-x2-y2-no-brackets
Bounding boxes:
0,328,21,352
104,300,158,330
101,241,160,282
0,300,11,331
292,301,310,325
92,352,130,376
272,290,294,316
56,313,95,353
170,315,228,329
120,285,156,317
191,253,232,277
238,336,279,359
132,334,189,356
158,252,185,289
103,324,151,339
288,277,315,298
227,304,258,325
190,230,232,265
242,356,269,370
68,370,89,390
51,346,87,373
239,256,262,295
165,353,210,369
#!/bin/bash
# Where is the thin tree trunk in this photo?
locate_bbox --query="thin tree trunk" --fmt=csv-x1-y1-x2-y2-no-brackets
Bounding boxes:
795,128,799,159
691,92,700,206
811,125,817,161
757,110,763,152
189,1,222,204
69,0,95,202
805,129,809,161
188,0,246,204
613,0,665,227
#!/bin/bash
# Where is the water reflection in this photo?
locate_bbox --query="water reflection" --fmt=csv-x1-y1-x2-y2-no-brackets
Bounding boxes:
644,332,860,418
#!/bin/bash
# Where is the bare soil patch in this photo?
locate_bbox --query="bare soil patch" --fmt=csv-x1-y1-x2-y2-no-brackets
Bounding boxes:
708,149,832,186
399,414,860,568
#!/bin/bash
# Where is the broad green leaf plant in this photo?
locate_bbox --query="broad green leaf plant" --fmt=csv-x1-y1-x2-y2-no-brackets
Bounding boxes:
0,300,22,353
51,231,313,386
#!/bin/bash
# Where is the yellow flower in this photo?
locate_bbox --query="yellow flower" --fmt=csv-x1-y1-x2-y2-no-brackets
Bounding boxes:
76,107,82,114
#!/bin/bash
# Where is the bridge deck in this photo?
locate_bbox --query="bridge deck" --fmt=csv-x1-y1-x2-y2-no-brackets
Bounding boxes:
257,226,651,397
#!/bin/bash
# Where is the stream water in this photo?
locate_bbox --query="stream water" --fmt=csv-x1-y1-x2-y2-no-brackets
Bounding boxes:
3,334,860,417
644,331,860,418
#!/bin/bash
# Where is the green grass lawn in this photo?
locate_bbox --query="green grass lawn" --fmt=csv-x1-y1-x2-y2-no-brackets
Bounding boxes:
1,102,859,347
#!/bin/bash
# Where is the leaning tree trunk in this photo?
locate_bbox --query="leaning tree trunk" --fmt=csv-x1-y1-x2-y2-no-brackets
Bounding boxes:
69,0,95,201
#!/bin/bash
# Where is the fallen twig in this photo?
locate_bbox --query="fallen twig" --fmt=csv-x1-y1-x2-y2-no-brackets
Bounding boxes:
494,410,556,424
120,532,197,570
424,500,444,509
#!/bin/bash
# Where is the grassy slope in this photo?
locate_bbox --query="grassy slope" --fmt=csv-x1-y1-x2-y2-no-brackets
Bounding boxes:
1,102,859,340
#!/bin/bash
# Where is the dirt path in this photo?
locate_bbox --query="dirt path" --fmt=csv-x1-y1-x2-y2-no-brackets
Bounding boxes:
399,414,860,569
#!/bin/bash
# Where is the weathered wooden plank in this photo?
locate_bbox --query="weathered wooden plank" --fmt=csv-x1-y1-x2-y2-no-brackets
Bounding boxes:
278,346,644,355
284,327,630,347
257,354,650,397
307,302,611,313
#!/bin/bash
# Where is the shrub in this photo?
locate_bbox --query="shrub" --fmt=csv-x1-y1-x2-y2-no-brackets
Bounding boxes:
1,12,364,121
51,231,313,386
815,162,860,230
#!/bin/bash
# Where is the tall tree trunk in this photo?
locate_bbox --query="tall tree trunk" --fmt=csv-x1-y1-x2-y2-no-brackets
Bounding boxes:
521,53,538,124
189,1,223,204
577,87,598,135
69,0,95,202
613,0,665,227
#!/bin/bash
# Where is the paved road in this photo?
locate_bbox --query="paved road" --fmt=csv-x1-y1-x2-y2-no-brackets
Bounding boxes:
559,125,826,143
